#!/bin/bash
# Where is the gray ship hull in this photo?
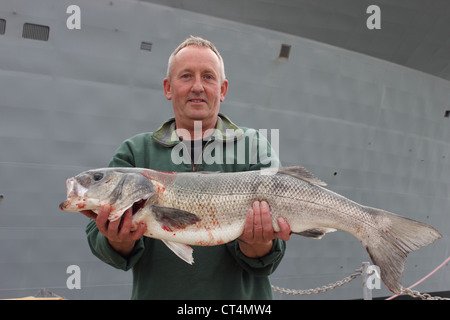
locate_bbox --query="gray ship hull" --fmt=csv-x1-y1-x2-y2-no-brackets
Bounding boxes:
0,0,448,299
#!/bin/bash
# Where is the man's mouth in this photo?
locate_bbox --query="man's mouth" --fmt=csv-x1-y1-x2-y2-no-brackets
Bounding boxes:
188,98,206,104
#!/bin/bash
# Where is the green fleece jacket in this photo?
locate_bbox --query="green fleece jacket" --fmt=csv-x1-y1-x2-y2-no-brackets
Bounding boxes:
86,114,286,299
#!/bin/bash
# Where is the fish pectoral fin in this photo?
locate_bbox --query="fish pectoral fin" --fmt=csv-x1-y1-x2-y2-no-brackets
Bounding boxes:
278,166,327,186
295,227,337,239
151,205,201,231
162,240,194,264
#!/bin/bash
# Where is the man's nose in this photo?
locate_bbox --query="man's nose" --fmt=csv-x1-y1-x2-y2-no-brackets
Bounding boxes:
191,75,204,93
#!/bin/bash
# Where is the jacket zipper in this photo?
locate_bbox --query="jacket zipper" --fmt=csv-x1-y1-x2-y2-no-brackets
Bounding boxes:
192,140,212,172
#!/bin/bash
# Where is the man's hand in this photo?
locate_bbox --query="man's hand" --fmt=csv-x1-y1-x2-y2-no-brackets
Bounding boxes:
238,201,291,258
81,205,146,257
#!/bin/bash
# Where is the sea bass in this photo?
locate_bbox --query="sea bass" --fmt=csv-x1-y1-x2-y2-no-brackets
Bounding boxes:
59,166,441,293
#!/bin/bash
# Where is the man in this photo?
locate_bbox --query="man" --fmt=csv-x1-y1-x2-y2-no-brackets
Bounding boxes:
84,36,291,299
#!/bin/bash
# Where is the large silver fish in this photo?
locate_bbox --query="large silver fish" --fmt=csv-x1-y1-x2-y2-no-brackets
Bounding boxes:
59,166,441,293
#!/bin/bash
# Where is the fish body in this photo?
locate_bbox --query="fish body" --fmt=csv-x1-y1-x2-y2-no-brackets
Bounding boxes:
60,166,441,293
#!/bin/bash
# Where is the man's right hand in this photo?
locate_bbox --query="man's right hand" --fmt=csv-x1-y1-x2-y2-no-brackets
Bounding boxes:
81,205,146,257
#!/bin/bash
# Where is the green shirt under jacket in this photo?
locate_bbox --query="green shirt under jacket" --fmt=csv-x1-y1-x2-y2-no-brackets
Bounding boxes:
86,114,286,300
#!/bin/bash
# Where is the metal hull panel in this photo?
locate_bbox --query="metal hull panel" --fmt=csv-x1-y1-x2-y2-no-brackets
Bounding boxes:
0,0,448,299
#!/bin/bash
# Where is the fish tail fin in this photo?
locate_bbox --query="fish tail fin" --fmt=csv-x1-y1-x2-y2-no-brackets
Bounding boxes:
363,207,442,294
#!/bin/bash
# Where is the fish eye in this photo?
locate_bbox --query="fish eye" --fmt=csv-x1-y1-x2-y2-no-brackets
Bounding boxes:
93,172,104,181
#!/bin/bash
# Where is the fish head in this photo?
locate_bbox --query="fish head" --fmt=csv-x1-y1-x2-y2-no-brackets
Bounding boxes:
59,168,156,221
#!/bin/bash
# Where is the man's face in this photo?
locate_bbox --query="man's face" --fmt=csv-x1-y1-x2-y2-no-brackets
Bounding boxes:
163,46,228,130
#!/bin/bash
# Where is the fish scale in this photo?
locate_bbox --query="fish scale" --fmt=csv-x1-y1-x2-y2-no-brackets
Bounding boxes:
162,172,305,237
60,166,442,294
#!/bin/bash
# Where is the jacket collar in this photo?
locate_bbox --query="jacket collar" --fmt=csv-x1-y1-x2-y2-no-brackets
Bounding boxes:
151,113,244,147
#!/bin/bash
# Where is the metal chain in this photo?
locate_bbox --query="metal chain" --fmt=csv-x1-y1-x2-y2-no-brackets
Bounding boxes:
272,269,450,299
401,287,450,300
271,267,363,295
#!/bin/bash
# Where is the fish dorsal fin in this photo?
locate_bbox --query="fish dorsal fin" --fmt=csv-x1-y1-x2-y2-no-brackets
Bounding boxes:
277,166,327,186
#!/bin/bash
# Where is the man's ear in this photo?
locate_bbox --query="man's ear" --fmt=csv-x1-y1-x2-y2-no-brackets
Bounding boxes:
220,79,228,102
163,78,172,100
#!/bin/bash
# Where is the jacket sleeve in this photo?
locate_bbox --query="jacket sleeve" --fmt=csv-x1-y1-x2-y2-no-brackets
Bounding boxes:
85,219,146,271
226,239,286,277
108,138,136,168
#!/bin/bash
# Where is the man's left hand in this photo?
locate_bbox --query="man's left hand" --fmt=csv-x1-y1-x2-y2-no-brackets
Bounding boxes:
238,201,291,258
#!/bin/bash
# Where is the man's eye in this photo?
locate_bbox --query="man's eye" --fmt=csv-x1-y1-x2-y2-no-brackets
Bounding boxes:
204,75,213,80
181,74,191,79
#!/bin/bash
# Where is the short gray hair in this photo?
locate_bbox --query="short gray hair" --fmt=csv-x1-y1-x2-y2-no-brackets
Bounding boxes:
166,36,226,83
